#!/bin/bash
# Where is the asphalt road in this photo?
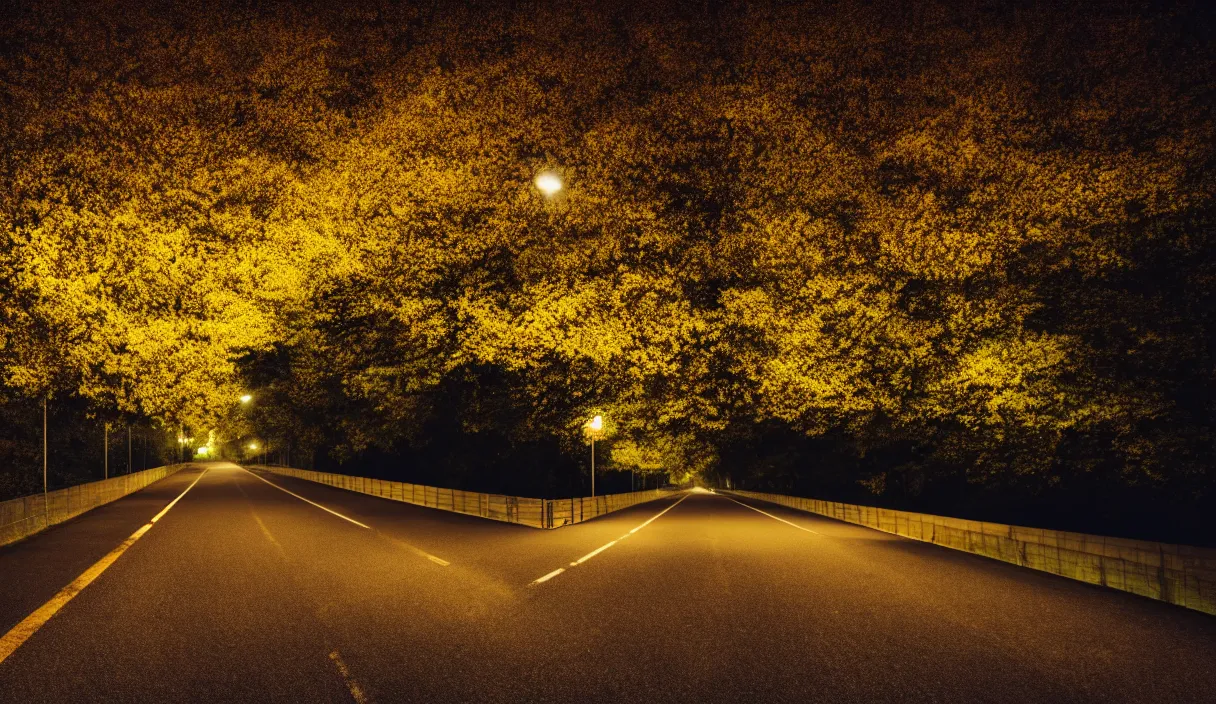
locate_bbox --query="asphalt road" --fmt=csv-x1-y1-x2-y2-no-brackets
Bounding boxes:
1,462,1213,703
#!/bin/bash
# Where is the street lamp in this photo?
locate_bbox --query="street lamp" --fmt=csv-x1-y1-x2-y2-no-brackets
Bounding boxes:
535,171,562,196
239,394,253,404
584,415,604,498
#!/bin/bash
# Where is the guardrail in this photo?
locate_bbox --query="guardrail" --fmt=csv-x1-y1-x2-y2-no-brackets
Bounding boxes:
545,489,676,528
726,489,1216,616
0,464,189,547
251,465,675,529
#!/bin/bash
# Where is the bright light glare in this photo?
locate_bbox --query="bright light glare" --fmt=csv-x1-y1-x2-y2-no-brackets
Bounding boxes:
690,486,714,494
587,415,603,432
240,394,253,404
535,171,562,195
196,447,210,457
249,442,259,450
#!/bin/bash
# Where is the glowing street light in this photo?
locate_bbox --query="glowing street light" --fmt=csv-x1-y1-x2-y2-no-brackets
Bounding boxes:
584,415,604,498
248,442,259,451
535,171,562,196
239,394,253,404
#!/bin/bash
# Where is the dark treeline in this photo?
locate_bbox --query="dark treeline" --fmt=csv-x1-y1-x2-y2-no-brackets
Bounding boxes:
0,391,179,500
1,0,1213,543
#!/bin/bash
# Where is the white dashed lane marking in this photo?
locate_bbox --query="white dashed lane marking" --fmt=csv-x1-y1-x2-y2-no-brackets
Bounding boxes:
244,468,450,567
530,493,690,587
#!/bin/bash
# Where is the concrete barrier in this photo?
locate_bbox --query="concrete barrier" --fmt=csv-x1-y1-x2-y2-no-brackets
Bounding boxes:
727,489,1216,616
251,465,675,529
0,464,189,547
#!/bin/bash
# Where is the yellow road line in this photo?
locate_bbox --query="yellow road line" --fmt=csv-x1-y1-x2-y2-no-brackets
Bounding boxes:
726,496,822,535
243,468,450,567
0,469,209,665
149,470,207,523
530,493,690,586
329,649,369,704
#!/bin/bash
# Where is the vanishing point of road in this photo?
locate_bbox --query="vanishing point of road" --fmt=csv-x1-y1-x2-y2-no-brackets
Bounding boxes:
1,462,1213,702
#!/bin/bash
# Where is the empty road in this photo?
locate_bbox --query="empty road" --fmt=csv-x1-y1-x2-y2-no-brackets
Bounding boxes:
1,462,1213,702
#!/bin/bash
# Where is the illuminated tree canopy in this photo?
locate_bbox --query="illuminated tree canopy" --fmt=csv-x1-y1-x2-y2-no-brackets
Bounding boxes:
1,0,1213,533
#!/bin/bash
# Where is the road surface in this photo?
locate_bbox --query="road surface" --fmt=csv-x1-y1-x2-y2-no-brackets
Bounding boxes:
1,462,1213,702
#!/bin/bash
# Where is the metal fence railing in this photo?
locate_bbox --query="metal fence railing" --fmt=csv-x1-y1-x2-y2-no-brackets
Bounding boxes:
546,489,676,528
251,465,676,529
726,489,1216,616
0,464,190,547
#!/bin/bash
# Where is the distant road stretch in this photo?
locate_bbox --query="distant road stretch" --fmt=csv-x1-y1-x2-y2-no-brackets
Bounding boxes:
1,462,1213,703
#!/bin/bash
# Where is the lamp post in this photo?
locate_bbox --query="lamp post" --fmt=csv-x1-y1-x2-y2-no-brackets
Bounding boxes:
43,395,48,512
240,394,254,463
584,415,603,497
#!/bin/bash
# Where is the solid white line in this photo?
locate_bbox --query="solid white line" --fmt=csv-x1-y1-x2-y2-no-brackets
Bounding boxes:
0,468,209,665
530,493,691,586
243,467,452,567
726,496,822,535
243,468,372,529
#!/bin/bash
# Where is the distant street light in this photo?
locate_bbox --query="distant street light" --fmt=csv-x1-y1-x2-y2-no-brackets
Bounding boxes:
240,394,253,404
584,415,604,498
535,171,562,196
